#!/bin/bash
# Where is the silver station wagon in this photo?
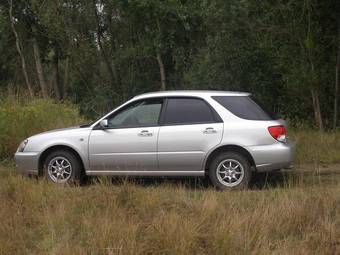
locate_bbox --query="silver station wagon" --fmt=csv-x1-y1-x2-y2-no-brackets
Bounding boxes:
15,91,294,189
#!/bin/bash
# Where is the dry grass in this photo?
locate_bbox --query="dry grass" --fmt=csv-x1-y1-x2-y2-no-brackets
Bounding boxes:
1,164,340,255
290,129,340,164
1,97,340,254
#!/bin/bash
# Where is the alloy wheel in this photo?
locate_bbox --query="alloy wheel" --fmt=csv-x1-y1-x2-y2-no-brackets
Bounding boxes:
216,159,245,187
47,156,73,183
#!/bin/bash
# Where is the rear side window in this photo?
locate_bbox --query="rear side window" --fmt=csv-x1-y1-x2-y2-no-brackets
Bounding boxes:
212,96,276,120
164,98,215,125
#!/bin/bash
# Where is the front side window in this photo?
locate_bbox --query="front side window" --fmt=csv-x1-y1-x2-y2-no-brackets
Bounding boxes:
107,98,163,128
163,98,215,125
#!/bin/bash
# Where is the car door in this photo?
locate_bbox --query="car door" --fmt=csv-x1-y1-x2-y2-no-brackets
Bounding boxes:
88,98,163,172
158,97,223,171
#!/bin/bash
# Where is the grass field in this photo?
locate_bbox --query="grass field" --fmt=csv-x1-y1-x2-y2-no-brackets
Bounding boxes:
2,99,340,254
1,163,340,255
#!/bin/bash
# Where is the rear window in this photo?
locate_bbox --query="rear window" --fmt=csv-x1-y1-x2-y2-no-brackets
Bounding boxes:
212,96,276,120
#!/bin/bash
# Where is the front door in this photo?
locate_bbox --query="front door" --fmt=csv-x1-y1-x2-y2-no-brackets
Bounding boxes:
89,98,163,172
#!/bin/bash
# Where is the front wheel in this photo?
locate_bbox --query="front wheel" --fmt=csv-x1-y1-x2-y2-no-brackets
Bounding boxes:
43,150,81,184
208,152,251,190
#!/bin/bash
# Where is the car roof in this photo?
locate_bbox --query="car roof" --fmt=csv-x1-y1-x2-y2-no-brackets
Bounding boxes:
133,90,250,100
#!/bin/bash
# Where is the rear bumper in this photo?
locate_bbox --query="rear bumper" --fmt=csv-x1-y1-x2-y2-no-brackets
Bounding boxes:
246,142,294,172
14,152,39,175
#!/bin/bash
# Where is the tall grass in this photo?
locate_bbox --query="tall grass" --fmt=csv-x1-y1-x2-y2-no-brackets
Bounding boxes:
0,97,85,159
1,97,340,254
289,129,340,164
0,164,339,255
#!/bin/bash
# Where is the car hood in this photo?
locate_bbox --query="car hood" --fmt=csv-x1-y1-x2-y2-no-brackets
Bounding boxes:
32,126,80,135
22,125,92,153
28,126,92,140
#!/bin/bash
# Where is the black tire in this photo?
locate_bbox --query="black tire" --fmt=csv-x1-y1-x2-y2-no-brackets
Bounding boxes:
43,150,82,184
208,152,251,190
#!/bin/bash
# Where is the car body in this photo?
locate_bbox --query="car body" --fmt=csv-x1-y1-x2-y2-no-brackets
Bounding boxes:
15,90,294,189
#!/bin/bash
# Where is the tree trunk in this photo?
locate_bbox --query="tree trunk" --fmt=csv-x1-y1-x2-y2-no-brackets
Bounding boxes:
51,52,61,100
32,29,49,99
92,0,118,91
333,21,340,130
63,55,69,99
8,0,34,98
334,50,339,130
311,88,323,131
107,7,122,91
157,52,166,91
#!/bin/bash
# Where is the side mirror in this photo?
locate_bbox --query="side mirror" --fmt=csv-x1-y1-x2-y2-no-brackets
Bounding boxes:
99,119,108,129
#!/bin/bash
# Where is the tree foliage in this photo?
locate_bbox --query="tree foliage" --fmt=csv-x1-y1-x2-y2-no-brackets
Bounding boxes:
0,0,339,129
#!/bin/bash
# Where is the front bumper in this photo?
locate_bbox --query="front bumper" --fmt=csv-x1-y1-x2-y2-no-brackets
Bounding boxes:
246,142,295,172
14,152,40,175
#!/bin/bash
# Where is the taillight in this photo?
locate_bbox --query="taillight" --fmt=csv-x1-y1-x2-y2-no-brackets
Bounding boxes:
268,125,286,142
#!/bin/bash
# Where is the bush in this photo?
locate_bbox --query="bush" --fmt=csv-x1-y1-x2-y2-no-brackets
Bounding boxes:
0,97,86,159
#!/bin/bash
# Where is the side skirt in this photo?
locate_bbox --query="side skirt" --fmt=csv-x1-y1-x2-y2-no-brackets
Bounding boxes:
85,170,205,177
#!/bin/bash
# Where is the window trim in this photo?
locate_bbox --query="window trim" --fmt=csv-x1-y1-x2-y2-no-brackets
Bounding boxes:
159,96,223,126
93,97,165,130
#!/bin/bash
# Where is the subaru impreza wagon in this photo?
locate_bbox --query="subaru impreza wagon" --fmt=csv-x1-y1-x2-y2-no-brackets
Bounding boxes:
15,91,294,189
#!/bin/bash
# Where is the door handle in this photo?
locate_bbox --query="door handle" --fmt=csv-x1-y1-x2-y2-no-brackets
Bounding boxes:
203,127,217,134
138,130,153,137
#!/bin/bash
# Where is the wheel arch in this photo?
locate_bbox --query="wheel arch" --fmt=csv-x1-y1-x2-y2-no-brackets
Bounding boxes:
204,145,256,173
38,145,85,176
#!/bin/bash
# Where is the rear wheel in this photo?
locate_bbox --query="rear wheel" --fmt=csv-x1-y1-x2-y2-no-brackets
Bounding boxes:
209,152,251,190
43,150,81,184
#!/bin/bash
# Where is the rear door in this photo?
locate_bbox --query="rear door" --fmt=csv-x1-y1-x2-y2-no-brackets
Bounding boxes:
157,97,223,171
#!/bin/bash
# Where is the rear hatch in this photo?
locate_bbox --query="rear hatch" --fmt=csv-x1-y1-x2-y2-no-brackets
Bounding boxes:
212,95,287,143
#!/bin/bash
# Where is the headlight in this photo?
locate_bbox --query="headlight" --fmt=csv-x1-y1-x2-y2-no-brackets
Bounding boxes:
18,139,28,152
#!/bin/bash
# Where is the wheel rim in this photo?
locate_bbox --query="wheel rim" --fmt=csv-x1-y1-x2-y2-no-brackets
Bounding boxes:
216,159,245,187
47,156,72,183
